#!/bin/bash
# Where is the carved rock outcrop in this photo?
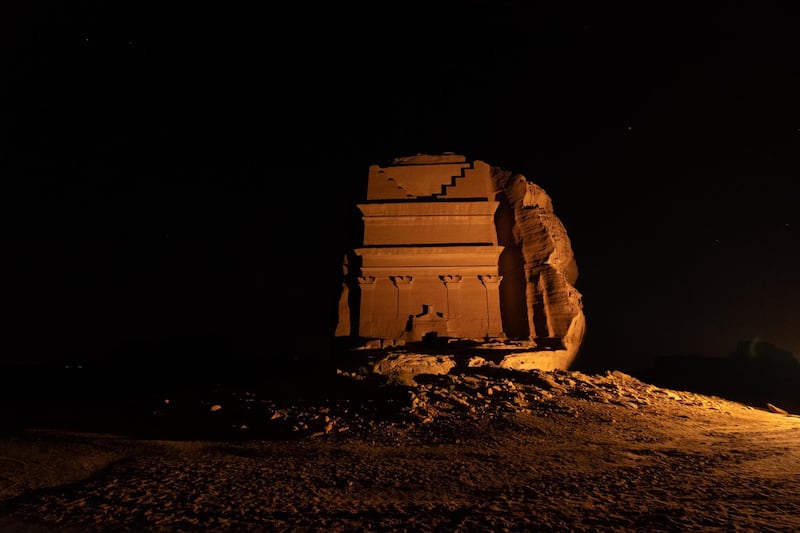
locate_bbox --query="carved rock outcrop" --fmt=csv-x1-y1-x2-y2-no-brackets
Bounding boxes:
336,154,585,371
491,168,586,369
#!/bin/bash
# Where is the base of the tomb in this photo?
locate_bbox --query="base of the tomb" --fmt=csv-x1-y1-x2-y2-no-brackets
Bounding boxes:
331,336,578,382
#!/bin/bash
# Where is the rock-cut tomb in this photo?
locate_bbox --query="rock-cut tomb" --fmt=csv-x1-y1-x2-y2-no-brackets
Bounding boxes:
335,153,585,371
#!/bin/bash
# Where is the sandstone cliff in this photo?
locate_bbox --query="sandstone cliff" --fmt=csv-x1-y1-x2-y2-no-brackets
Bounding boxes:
491,166,586,370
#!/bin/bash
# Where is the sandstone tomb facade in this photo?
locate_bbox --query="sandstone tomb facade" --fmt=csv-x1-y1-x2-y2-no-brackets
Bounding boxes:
336,153,585,371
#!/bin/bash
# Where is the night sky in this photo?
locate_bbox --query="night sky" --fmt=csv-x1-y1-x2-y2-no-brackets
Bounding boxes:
3,1,798,373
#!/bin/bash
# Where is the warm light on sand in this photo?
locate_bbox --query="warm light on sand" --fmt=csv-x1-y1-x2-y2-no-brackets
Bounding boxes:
2,369,799,530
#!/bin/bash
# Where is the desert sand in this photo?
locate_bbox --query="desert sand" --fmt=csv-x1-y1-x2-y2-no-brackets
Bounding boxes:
1,365,799,531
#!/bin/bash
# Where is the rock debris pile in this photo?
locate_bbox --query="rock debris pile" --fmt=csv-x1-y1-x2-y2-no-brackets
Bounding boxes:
3,364,799,532
143,365,760,443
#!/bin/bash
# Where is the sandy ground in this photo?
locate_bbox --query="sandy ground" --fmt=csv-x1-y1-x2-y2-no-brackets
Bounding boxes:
1,367,799,531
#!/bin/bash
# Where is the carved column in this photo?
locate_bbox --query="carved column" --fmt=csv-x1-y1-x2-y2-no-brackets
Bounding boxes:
357,276,376,337
440,275,463,318
440,275,462,335
478,274,504,338
390,275,413,323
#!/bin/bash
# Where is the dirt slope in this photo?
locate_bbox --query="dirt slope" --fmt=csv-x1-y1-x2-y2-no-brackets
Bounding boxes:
1,368,799,531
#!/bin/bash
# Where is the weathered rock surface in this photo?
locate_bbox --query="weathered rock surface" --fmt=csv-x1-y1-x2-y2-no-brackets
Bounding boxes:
370,353,457,386
490,167,586,369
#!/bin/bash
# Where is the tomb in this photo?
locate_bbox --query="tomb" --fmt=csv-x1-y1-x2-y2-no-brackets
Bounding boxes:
336,153,585,371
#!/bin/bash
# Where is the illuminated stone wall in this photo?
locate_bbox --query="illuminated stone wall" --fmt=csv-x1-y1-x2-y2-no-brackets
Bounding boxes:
336,153,585,369
344,154,504,344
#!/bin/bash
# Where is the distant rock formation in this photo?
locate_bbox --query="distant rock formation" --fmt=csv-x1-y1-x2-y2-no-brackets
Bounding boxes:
336,154,585,371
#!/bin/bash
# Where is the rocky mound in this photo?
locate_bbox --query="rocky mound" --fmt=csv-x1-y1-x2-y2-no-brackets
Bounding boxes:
127,361,796,443
2,364,799,532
